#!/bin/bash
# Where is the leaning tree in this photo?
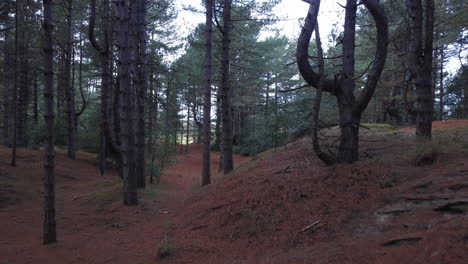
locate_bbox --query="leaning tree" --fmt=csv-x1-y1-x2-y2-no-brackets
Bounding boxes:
297,0,388,164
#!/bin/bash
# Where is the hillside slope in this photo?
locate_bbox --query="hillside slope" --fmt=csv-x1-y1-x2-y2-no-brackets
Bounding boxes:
162,120,468,264
0,144,248,264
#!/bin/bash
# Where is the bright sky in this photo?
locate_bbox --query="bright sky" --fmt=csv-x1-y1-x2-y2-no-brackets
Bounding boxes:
174,0,464,74
174,0,345,45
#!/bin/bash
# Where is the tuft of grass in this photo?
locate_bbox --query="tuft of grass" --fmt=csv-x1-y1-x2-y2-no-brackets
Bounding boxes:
379,180,395,189
156,237,175,259
361,123,396,130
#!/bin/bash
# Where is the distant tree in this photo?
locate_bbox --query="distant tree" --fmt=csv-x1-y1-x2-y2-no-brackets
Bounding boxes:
42,0,57,244
297,0,388,163
445,65,468,119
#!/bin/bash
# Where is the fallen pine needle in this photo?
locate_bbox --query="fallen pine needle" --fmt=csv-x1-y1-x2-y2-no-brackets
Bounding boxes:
301,219,321,232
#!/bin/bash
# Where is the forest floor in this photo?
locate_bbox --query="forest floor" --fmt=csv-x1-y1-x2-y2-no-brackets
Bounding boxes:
0,144,249,264
1,120,468,264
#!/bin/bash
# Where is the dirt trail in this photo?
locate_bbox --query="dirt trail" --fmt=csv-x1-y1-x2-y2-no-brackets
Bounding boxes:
0,144,249,264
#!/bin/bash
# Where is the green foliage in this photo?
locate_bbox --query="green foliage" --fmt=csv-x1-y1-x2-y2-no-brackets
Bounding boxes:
147,162,162,181
361,123,396,130
445,66,467,119
77,95,101,153
156,237,175,259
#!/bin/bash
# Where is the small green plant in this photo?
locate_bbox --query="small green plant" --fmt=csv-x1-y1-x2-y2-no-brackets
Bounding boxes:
147,162,162,184
156,237,174,259
391,169,401,177
247,208,258,218
361,123,396,130
379,180,395,189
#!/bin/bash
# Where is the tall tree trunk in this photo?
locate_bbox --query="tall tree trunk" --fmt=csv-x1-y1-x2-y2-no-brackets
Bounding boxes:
116,0,137,205
407,0,434,138
202,0,213,186
33,73,39,126
89,0,121,175
3,28,11,147
16,3,28,148
337,0,359,163
42,0,56,244
135,0,148,188
11,0,20,166
186,103,190,152
216,89,223,172
220,0,233,174
274,82,279,150
148,66,158,184
64,0,76,159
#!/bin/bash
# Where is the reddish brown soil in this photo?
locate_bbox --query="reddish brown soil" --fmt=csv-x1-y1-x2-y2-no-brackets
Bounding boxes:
162,120,468,264
399,119,468,131
1,120,468,264
0,144,248,264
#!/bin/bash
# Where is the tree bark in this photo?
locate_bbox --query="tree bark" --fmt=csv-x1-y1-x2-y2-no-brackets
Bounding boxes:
42,0,57,244
64,0,76,159
407,0,434,138
135,0,148,188
11,0,20,166
185,103,190,152
116,0,137,205
311,22,336,165
3,28,11,147
220,0,233,174
297,0,388,163
148,62,159,184
16,0,29,148
202,0,213,186
337,0,359,163
89,0,121,174
33,73,39,126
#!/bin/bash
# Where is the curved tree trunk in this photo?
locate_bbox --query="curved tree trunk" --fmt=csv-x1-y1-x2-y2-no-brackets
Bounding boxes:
311,22,336,165
297,0,388,164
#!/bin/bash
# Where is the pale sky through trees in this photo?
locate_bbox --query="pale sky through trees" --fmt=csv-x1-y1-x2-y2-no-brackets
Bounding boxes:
175,0,345,46
174,0,465,74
